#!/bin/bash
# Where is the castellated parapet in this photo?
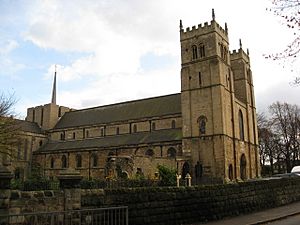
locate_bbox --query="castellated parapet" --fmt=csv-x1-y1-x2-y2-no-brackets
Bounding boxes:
180,20,228,41
230,48,250,63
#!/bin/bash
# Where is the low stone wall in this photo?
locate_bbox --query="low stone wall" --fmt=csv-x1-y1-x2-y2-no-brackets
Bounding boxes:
2,177,300,225
82,178,300,225
8,190,64,215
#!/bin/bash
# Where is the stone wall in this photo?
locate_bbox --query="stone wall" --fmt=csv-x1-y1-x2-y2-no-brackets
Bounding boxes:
8,190,64,215
2,177,300,225
82,178,300,225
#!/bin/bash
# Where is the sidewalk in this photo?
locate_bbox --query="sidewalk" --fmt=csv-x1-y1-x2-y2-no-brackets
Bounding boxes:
194,201,300,225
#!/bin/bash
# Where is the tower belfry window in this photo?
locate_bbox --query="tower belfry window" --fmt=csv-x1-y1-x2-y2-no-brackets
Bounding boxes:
239,110,245,141
199,44,205,58
192,45,198,60
198,116,207,135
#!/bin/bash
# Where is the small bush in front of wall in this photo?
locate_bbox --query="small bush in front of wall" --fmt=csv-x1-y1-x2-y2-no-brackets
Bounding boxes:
10,179,23,190
10,178,59,191
157,164,177,186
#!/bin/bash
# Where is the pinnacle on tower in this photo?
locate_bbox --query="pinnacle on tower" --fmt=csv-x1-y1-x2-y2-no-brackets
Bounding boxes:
180,19,183,31
212,8,215,21
225,22,228,33
239,39,243,49
51,65,57,105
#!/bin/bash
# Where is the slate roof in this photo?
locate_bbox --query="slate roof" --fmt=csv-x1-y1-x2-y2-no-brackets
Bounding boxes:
37,128,182,153
15,119,44,134
54,93,181,129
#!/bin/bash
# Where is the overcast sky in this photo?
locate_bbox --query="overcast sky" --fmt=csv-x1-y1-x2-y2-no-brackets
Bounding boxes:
0,0,299,118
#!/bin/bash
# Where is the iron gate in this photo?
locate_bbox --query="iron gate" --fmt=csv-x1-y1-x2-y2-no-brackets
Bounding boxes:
0,206,128,225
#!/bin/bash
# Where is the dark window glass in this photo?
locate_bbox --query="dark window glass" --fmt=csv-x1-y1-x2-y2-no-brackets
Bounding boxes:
61,155,67,168
171,120,176,129
167,148,176,158
145,149,154,157
192,45,198,59
199,44,205,58
239,110,245,141
152,122,156,131
50,157,55,169
91,154,98,167
76,154,82,168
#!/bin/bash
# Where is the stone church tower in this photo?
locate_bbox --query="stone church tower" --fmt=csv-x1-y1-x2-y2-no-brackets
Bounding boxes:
26,69,72,130
24,10,259,184
180,10,259,182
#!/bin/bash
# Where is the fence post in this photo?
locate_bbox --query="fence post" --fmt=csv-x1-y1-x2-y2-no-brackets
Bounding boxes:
57,169,83,211
0,166,13,218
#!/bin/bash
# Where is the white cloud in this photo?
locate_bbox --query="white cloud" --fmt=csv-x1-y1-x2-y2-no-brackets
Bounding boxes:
58,64,180,109
18,0,300,112
0,39,19,55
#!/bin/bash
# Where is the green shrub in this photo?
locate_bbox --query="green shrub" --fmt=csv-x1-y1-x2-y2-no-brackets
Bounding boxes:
157,165,176,186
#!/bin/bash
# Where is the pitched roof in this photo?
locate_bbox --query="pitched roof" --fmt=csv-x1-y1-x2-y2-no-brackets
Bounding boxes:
36,128,182,153
54,93,181,129
15,119,44,134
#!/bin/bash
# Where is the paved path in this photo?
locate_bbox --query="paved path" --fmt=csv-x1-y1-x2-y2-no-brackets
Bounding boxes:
188,201,300,225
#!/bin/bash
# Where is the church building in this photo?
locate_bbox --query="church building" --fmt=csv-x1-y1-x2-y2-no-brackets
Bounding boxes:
22,12,260,183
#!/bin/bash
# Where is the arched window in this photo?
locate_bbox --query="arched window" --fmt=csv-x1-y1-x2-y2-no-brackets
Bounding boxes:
145,149,154,157
171,120,176,129
86,130,89,138
240,154,247,180
167,147,176,158
76,154,82,168
91,153,98,167
50,157,55,169
60,132,65,140
239,110,245,141
199,44,205,58
195,161,203,178
100,128,104,136
61,155,67,168
192,45,198,60
228,164,233,180
133,124,137,133
72,132,76,139
39,140,43,147
182,162,190,179
198,116,207,135
116,127,120,135
152,122,156,131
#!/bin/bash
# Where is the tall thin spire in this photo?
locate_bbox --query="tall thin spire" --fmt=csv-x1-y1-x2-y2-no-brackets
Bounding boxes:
51,65,57,105
212,8,215,21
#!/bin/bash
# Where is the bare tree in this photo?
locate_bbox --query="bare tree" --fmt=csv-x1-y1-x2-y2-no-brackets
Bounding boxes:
266,0,300,85
269,102,300,172
257,112,281,174
0,93,20,164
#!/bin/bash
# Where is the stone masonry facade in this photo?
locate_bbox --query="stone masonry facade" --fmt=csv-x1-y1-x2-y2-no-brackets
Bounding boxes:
11,11,260,184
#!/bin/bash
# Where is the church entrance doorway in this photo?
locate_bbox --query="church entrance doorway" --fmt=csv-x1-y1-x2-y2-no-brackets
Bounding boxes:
182,162,190,179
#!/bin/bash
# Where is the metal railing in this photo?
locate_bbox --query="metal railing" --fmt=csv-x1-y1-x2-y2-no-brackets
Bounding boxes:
0,206,128,225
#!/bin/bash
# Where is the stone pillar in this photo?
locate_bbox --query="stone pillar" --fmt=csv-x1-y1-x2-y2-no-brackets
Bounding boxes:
57,169,83,211
176,174,181,187
0,166,13,217
185,173,191,187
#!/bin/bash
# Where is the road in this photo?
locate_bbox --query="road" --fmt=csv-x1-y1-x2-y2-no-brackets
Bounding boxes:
264,214,300,225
